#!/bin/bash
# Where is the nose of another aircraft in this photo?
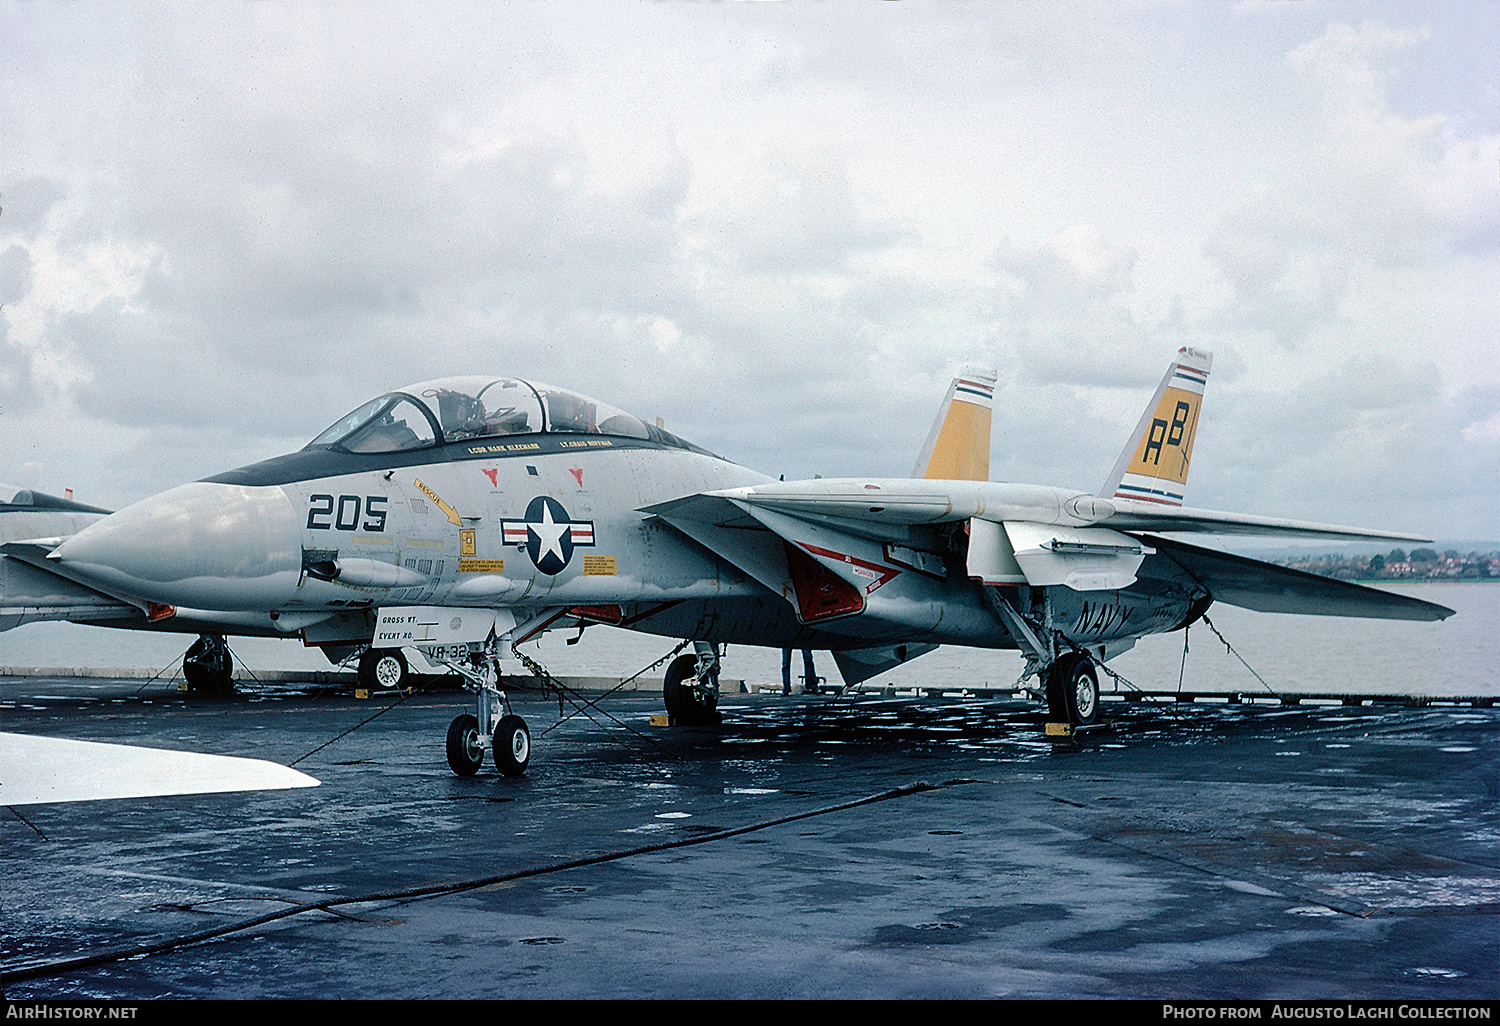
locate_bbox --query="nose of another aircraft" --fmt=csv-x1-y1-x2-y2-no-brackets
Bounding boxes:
50,481,302,611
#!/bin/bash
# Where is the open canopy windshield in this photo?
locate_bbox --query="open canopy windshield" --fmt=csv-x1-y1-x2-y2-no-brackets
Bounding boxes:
306,376,664,454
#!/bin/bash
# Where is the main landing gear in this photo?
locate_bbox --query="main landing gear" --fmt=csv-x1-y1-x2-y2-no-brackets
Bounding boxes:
358,647,409,690
440,638,530,777
662,642,722,726
983,589,1104,729
1045,651,1100,727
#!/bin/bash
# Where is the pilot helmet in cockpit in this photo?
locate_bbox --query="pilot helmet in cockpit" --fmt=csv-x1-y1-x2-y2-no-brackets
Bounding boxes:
428,389,488,440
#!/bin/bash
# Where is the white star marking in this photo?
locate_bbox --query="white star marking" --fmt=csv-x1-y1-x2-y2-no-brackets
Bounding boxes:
529,503,570,563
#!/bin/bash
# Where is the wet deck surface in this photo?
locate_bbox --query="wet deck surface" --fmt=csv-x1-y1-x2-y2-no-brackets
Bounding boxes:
2,677,1496,1000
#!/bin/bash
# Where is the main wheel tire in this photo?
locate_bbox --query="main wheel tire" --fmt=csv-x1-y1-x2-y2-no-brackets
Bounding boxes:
183,636,234,695
446,714,484,776
493,714,531,776
662,654,692,715
1044,658,1070,722
662,653,719,725
1061,654,1101,726
359,648,408,690
1045,653,1100,726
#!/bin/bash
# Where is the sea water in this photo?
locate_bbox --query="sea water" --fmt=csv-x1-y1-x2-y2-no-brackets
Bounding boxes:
0,582,1494,697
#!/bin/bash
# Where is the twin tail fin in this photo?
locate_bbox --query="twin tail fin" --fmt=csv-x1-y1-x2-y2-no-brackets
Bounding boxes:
912,366,998,481
1100,347,1212,506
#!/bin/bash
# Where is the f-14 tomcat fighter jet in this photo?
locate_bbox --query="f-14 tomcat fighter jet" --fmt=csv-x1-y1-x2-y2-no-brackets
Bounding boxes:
1,350,1452,777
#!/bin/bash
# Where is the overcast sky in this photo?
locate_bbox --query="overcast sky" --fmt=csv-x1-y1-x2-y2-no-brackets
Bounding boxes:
2,1,1496,543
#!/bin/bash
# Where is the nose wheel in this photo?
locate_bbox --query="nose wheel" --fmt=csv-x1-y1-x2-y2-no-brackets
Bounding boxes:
444,698,530,778
446,713,484,776
493,714,531,776
437,639,531,777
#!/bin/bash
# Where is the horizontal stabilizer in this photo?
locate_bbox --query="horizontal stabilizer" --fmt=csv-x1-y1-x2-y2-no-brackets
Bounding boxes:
1141,535,1455,621
1100,502,1434,542
0,733,320,805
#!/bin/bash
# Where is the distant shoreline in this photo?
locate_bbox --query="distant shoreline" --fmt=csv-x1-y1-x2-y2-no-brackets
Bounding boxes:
1348,578,1500,585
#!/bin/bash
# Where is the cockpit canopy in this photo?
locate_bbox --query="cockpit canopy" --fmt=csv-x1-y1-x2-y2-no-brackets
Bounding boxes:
306,376,699,455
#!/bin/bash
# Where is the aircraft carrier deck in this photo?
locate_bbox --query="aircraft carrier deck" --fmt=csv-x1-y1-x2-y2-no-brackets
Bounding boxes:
2,673,1496,1001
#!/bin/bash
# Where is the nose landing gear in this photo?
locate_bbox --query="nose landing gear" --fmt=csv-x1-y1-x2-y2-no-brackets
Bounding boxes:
439,637,530,777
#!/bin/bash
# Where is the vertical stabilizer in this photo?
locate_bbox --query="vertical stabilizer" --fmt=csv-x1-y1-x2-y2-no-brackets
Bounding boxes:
912,366,997,480
1100,348,1212,506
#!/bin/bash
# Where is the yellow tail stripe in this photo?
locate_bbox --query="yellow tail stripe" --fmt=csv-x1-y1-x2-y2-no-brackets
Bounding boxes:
922,402,992,481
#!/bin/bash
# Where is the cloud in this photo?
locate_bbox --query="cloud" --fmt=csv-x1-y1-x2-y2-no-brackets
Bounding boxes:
1204,20,1496,358
683,150,908,274
0,4,1493,536
1289,22,1429,111
0,244,31,306
0,178,68,236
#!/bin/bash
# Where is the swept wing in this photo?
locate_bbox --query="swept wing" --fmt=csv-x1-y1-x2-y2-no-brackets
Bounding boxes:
1138,535,1451,620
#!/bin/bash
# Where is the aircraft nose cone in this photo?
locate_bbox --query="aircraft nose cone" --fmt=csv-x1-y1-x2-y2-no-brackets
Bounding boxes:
50,481,301,611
